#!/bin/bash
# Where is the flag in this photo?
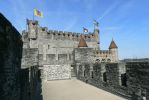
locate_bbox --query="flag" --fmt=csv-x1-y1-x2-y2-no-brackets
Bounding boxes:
83,27,88,33
34,9,43,17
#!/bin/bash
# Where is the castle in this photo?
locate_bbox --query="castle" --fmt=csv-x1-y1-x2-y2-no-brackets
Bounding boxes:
1,13,149,100
22,19,118,80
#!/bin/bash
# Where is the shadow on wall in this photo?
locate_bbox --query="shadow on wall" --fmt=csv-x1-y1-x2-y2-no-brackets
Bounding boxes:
36,70,43,100
20,68,43,100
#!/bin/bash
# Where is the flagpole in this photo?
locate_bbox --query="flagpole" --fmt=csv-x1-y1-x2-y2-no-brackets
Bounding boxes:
83,27,84,35
26,18,28,32
33,9,35,21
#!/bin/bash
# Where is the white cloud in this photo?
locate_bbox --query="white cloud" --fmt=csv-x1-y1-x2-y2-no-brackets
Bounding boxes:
98,1,119,20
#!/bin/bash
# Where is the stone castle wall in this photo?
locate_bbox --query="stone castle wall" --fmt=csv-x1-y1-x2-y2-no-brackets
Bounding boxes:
76,62,129,97
76,60,149,99
74,48,95,63
0,13,42,100
126,61,149,100
43,65,71,80
21,48,38,68
20,66,40,100
0,13,23,100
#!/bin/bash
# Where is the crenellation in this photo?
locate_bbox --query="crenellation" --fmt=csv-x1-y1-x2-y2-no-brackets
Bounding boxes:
59,31,63,35
54,30,58,34
27,19,38,26
41,27,48,32
100,50,110,54
48,30,54,33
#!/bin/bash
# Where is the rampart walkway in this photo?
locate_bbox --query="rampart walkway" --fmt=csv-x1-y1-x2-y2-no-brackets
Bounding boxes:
42,79,127,100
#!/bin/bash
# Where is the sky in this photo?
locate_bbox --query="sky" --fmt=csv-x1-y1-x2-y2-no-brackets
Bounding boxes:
0,0,149,59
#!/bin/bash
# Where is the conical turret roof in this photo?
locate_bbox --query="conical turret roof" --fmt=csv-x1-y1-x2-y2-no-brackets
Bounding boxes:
78,35,88,47
109,39,118,49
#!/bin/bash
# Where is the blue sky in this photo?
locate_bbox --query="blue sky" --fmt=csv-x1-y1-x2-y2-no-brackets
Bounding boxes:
0,0,149,59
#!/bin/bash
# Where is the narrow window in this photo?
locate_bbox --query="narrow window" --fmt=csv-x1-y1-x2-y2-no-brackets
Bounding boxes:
84,70,86,77
91,71,94,78
121,73,127,87
103,72,107,82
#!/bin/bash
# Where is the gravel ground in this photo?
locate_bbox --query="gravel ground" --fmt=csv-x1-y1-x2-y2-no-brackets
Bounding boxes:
42,79,127,100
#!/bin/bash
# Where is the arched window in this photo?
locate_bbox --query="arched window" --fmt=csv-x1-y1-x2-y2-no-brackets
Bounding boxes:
103,72,107,82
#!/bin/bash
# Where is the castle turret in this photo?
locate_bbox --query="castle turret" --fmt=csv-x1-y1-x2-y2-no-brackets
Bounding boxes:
27,19,38,39
109,39,118,62
26,19,39,48
93,20,100,50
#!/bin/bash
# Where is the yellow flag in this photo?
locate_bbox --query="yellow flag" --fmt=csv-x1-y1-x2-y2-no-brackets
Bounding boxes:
34,9,43,17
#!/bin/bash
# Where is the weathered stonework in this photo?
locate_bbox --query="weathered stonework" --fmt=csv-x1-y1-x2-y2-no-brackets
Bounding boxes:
76,59,149,99
21,48,38,68
44,65,71,80
0,13,42,100
0,13,22,100
126,61,149,100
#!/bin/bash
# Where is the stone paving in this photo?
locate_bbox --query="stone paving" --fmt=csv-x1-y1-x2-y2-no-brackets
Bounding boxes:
42,78,127,100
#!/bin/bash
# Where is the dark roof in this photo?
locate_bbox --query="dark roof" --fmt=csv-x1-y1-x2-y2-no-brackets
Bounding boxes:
78,35,88,47
109,39,118,49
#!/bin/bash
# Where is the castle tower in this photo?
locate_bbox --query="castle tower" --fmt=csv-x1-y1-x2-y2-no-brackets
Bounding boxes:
93,20,100,50
78,35,88,47
109,39,118,62
27,19,38,40
26,19,39,48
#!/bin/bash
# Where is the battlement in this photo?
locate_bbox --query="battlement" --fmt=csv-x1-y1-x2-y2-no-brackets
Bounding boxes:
47,29,94,39
99,50,110,54
26,19,97,41
27,19,38,25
